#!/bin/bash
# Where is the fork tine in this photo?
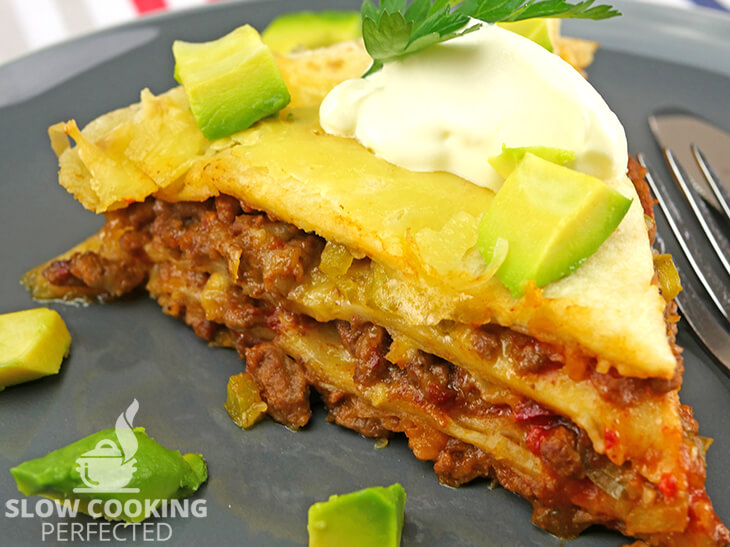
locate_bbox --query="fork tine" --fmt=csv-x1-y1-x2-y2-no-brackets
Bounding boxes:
637,154,730,321
663,148,730,279
692,144,730,223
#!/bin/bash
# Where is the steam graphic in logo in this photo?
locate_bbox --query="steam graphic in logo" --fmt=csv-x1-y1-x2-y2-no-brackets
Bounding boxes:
73,400,140,494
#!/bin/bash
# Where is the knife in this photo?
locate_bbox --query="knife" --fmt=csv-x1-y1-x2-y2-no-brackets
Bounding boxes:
648,107,730,213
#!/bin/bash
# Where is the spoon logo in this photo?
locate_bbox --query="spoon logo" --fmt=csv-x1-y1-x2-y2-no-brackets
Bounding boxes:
73,400,140,494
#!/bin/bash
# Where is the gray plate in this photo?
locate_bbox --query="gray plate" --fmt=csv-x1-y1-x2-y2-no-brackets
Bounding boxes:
0,1,728,545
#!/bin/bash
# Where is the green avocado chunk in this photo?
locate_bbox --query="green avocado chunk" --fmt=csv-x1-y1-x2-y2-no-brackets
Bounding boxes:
488,145,576,180
10,427,207,523
262,10,361,55
173,24,291,141
307,484,406,547
0,308,71,391
477,153,632,297
498,18,557,51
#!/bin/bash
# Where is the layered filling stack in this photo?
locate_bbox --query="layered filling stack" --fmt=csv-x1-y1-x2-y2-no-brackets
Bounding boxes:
27,170,726,545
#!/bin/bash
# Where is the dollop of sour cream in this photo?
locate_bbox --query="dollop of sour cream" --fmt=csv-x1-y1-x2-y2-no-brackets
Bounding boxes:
319,23,628,191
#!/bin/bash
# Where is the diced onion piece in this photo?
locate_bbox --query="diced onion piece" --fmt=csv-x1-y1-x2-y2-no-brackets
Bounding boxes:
319,242,354,277
654,254,682,302
225,373,268,429
374,438,389,449
200,272,232,321
585,463,626,500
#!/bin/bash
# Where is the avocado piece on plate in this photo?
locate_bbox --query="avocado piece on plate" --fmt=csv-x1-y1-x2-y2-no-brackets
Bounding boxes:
173,24,291,141
307,484,406,547
0,308,71,390
262,11,361,55
478,153,632,296
10,426,207,523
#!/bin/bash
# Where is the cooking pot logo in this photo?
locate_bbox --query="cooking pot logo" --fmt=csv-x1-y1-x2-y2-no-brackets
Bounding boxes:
73,400,140,494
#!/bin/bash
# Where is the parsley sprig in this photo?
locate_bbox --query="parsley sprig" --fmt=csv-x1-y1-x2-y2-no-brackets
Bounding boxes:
361,0,620,76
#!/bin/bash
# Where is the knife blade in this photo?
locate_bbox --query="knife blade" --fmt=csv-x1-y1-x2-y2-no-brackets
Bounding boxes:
649,107,730,212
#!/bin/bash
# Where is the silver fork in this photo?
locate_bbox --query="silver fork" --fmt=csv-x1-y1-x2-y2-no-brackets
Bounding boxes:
636,152,730,374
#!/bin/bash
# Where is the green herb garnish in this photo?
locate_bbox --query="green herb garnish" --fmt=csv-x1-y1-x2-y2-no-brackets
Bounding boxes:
361,0,620,76
361,0,474,76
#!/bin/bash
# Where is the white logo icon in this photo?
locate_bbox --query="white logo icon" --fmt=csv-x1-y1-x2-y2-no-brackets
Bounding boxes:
73,399,140,494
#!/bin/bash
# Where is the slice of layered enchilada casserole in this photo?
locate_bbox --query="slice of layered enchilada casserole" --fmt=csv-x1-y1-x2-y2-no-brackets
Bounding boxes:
22,16,728,547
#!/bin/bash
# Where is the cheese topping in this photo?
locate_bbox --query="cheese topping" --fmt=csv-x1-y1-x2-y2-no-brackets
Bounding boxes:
320,23,628,191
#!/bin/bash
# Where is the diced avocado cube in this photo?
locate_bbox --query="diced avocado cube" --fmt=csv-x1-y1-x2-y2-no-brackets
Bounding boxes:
478,153,632,297
498,18,558,52
10,427,207,523
0,308,71,390
262,11,361,55
308,484,406,547
173,25,291,141
489,145,575,180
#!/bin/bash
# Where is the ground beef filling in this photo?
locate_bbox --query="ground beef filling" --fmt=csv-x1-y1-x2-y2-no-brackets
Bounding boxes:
334,320,602,485
337,320,511,418
317,382,602,537
35,193,699,539
37,195,683,471
245,343,311,429
41,194,680,403
43,250,148,296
